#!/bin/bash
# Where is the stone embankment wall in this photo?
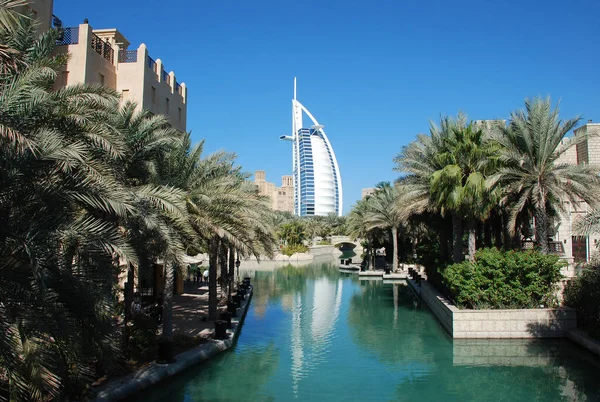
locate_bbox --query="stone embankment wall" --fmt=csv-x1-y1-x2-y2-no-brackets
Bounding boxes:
308,245,336,257
409,279,577,338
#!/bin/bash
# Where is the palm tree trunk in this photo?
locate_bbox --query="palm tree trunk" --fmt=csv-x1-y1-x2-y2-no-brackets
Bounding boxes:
208,236,219,321
219,242,228,299
392,226,399,272
534,207,549,254
452,211,463,262
162,261,174,342
125,263,135,317
484,220,493,248
494,213,503,249
371,245,376,270
502,210,512,250
228,246,235,293
439,231,449,261
366,243,372,270
467,218,476,261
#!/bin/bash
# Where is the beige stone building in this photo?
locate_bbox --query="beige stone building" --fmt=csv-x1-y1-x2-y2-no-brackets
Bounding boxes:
554,121,600,265
254,171,294,213
27,0,53,34
30,0,187,132
473,119,599,266
361,188,376,199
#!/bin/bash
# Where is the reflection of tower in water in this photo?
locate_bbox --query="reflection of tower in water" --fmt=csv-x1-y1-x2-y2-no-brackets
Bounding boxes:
290,277,344,395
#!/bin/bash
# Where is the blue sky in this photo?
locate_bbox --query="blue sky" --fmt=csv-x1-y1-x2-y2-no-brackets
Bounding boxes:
54,0,600,214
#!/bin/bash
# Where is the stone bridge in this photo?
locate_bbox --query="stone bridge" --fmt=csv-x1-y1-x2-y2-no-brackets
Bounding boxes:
330,236,363,250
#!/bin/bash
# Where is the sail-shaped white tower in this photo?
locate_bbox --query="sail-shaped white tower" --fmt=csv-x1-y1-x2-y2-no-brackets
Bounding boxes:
280,78,343,216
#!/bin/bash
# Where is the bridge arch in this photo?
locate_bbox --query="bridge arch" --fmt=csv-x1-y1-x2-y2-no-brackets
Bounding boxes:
331,236,362,250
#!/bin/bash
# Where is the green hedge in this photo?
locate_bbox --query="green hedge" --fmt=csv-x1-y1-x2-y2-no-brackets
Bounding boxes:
281,244,309,257
564,267,600,339
443,248,564,309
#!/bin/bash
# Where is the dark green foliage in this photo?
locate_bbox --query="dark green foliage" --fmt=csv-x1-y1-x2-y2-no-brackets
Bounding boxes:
418,239,452,297
564,267,600,339
443,248,564,309
125,314,158,363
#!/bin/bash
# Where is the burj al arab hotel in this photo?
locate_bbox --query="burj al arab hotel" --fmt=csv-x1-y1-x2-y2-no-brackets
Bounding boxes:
280,79,343,217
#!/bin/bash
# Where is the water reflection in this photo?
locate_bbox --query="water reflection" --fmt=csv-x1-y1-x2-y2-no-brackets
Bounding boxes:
132,260,600,402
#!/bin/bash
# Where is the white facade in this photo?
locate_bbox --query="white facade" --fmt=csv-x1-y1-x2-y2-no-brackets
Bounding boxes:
280,78,343,216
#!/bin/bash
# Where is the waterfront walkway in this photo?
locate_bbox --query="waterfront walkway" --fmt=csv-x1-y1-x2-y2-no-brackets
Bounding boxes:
172,281,226,338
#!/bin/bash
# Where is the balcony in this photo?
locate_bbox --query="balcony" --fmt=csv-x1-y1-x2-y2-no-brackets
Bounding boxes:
147,55,157,73
90,32,114,63
521,240,565,255
55,26,79,45
118,49,137,63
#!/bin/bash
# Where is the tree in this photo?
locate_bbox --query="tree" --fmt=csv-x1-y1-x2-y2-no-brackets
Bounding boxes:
492,98,600,254
112,101,189,362
363,184,405,271
303,217,320,245
347,199,387,270
162,140,276,321
277,221,306,246
394,115,467,262
0,18,132,400
430,122,499,261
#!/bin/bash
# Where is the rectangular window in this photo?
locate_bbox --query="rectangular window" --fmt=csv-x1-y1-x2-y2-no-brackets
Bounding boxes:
165,97,170,113
99,73,105,86
151,87,156,104
178,107,182,122
121,89,129,100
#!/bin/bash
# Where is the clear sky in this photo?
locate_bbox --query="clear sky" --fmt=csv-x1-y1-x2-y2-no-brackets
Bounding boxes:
53,0,600,214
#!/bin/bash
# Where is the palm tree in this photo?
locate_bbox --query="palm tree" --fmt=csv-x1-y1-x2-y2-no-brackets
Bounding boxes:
0,17,133,400
492,98,600,254
347,199,387,270
161,138,276,321
363,184,405,271
303,217,321,245
430,123,499,260
111,101,189,361
394,115,467,262
277,220,306,246
0,0,34,73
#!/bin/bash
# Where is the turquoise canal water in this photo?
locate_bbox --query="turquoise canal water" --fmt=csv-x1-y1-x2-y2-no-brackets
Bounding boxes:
136,261,600,401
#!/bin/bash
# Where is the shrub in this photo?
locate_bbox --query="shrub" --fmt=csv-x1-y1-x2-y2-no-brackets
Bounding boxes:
125,313,158,362
281,244,309,256
564,266,600,339
442,248,564,309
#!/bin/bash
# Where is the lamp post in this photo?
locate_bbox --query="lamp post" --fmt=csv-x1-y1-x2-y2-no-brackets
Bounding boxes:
235,258,241,287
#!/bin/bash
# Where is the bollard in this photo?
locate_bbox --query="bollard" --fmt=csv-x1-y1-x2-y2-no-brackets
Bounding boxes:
214,320,228,339
220,312,232,328
227,302,238,317
157,339,175,364
237,288,246,298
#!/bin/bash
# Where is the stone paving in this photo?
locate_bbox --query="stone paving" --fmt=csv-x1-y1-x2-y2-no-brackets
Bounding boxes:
172,281,227,338
93,284,253,402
